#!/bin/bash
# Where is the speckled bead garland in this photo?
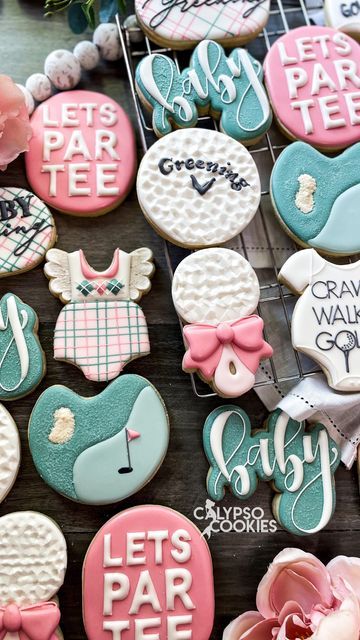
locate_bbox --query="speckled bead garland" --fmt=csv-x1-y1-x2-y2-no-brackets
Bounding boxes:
18,20,140,114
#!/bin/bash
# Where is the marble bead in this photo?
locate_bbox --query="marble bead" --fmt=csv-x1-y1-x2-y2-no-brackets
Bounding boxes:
44,49,81,90
123,15,144,43
16,84,35,115
93,23,122,61
25,73,52,102
73,40,100,71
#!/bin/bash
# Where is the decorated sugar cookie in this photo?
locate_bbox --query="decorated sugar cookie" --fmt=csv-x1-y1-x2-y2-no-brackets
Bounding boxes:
172,248,272,397
25,90,136,216
0,511,67,638
0,188,56,276
137,129,261,248
29,374,169,505
0,293,45,401
135,39,272,144
279,248,360,391
325,0,360,41
135,0,270,50
0,405,20,502
45,247,154,382
271,142,360,256
204,406,340,535
82,505,214,640
264,26,360,151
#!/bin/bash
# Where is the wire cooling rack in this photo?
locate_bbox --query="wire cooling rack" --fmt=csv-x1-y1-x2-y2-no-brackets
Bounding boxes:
117,1,329,399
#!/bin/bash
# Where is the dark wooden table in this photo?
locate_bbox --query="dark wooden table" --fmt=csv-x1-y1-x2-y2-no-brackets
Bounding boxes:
1,1,359,638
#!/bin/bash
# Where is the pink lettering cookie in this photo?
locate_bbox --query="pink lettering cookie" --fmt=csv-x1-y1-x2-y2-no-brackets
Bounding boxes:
82,505,214,640
264,26,360,150
25,90,136,216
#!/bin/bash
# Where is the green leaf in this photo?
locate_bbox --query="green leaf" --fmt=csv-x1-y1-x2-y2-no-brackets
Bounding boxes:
68,2,88,33
82,2,96,29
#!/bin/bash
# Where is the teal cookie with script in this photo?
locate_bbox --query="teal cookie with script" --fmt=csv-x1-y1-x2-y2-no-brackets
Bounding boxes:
0,293,45,401
28,374,169,505
271,142,360,256
203,406,340,535
135,39,272,144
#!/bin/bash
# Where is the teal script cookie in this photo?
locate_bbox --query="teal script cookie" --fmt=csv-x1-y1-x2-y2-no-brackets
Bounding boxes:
135,39,272,144
203,406,340,535
28,374,169,505
271,141,360,256
0,293,45,400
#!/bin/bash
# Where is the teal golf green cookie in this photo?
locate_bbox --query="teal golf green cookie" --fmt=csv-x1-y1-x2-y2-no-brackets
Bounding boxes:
203,406,340,536
271,141,360,256
28,374,169,505
0,293,45,400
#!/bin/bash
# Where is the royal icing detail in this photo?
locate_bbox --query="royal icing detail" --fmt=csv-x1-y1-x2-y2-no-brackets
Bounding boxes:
203,406,340,535
82,505,214,640
264,26,360,150
45,248,154,382
135,39,272,143
0,188,55,276
0,405,20,503
137,129,261,248
325,0,360,40
29,374,169,505
135,0,270,49
25,90,136,216
279,248,360,391
271,141,360,255
0,510,67,640
0,293,45,400
172,249,272,397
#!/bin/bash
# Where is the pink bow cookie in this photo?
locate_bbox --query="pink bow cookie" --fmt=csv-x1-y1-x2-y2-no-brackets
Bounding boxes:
0,602,60,640
183,315,273,397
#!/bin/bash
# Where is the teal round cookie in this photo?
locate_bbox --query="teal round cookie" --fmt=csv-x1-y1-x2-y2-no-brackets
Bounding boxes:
28,374,169,505
203,406,340,535
271,141,360,256
0,293,45,400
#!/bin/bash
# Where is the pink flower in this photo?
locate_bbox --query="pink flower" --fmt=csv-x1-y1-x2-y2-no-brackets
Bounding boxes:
0,75,32,170
223,548,360,640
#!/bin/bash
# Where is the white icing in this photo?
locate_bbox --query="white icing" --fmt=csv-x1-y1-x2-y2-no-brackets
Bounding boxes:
63,130,92,160
103,573,130,615
296,37,317,62
345,91,360,124
99,102,119,126
129,570,162,615
96,163,120,196
95,130,120,160
68,163,91,196
334,59,360,90
285,67,308,99
0,296,29,392
165,569,195,611
147,530,169,565
311,63,337,95
170,530,192,564
318,95,346,129
62,103,80,126
43,131,64,160
291,99,315,134
103,621,130,640
126,532,146,566
279,249,360,391
213,344,255,396
278,42,298,66
103,533,123,567
67,248,131,302
134,618,161,640
295,174,317,214
167,615,192,640
42,164,65,196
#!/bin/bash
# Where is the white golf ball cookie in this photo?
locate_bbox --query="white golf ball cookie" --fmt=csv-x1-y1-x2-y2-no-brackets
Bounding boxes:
172,248,260,324
0,511,67,606
0,405,20,503
136,129,261,248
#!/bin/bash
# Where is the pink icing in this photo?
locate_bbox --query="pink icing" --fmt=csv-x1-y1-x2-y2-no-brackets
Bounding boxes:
264,26,360,149
80,248,120,279
0,602,60,640
25,90,136,216
82,505,214,640
183,315,273,397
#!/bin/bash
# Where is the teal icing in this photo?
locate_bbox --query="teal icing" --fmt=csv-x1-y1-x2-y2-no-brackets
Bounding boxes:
311,184,360,253
271,142,360,254
73,386,169,504
135,40,272,142
203,406,340,536
28,374,169,503
0,293,45,400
